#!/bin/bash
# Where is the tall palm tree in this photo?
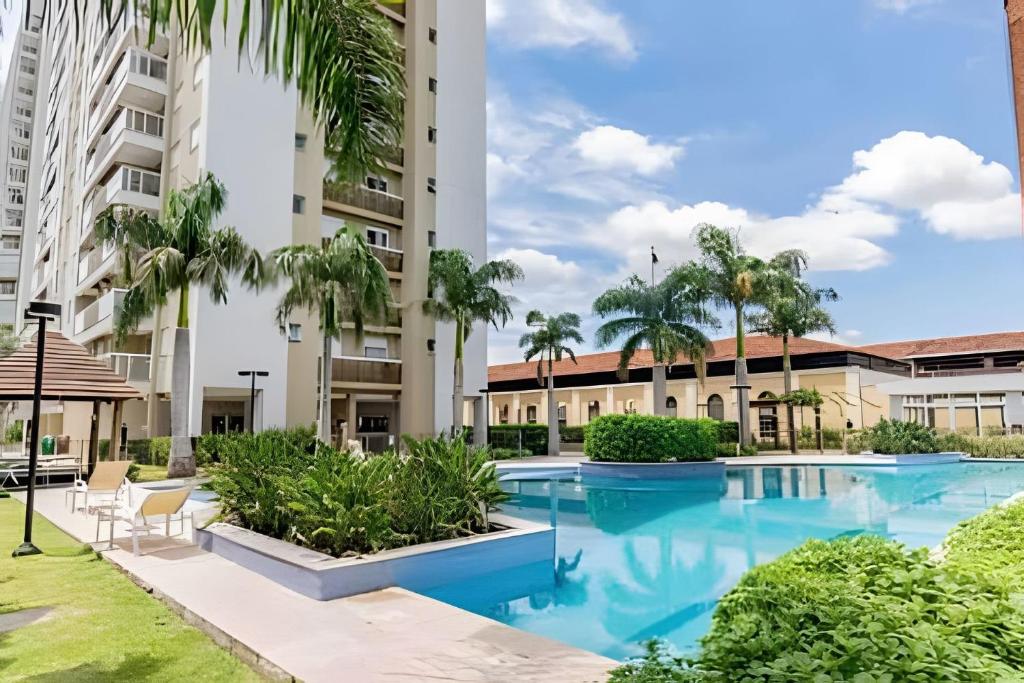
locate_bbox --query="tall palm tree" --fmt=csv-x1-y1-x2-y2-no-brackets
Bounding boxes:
425,249,523,434
748,269,838,453
50,0,405,180
592,274,716,418
267,226,391,446
519,311,584,456
96,172,264,477
686,224,805,446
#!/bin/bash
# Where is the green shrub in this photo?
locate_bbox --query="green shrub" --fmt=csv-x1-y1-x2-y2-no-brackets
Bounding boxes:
738,444,757,457
609,640,704,682
715,443,737,458
4,420,22,444
488,423,548,455
208,429,506,557
559,425,586,443
944,499,1024,591
584,414,718,463
125,462,141,482
935,433,1024,458
857,418,939,454
796,425,843,450
489,447,522,460
714,421,738,444
844,429,871,454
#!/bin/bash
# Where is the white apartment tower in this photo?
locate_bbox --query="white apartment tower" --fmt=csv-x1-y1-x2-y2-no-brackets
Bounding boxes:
0,13,43,332
13,2,487,450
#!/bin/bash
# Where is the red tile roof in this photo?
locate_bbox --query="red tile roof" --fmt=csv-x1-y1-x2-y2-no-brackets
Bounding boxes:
858,331,1024,359
488,335,858,383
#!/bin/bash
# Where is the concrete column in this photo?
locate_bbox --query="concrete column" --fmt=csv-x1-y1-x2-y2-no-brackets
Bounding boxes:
108,401,124,461
1005,392,1024,430
511,393,521,424
606,386,615,414
472,396,487,446
684,382,698,418
538,391,548,424
570,390,581,426
346,395,358,445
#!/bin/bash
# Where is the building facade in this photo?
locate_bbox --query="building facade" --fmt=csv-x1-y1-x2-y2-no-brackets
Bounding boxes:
0,13,43,332
10,2,486,451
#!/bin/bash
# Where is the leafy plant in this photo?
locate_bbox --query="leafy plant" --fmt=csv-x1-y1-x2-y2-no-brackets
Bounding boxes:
559,425,586,443
489,448,523,460
860,418,939,455
714,421,739,444
610,640,705,682
584,414,718,463
936,433,1024,458
5,420,23,445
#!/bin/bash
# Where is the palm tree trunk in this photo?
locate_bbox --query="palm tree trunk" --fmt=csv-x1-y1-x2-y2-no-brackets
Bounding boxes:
783,333,797,454
146,303,163,439
320,332,333,445
547,354,559,456
167,326,195,477
452,318,465,435
735,303,752,447
652,363,667,416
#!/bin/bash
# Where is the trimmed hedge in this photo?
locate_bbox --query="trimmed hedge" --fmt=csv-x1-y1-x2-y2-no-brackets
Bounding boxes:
715,421,739,444
584,414,718,463
559,425,586,443
488,423,548,455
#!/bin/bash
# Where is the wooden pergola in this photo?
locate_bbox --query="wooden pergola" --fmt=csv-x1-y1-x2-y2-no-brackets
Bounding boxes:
0,331,145,476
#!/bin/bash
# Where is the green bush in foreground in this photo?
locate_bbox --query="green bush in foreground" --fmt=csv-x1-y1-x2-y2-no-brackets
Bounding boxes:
937,433,1024,458
858,418,939,454
614,501,1024,681
209,429,506,556
585,414,718,463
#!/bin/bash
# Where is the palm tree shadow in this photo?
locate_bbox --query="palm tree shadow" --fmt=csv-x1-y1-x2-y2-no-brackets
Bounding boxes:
17,653,173,682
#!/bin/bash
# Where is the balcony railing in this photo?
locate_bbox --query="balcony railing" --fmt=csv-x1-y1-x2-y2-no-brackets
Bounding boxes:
332,356,402,385
31,262,50,291
104,352,152,383
90,48,168,134
86,107,165,180
323,180,404,220
370,244,403,272
77,242,117,285
75,288,126,335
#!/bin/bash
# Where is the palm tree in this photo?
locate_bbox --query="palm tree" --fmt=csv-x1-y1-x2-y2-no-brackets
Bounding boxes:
518,311,584,456
425,249,523,435
96,172,264,477
686,224,805,446
748,272,838,453
592,274,716,418
267,226,391,446
63,0,405,180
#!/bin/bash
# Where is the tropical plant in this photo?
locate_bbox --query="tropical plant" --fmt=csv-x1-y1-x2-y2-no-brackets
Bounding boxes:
584,414,719,463
69,0,405,180
682,224,807,447
593,274,716,417
267,226,391,445
96,172,264,477
424,249,523,433
518,310,584,456
747,269,838,453
860,418,939,455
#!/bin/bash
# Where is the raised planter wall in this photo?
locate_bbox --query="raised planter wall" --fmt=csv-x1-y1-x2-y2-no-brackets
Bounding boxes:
196,514,555,601
858,452,964,465
580,460,726,480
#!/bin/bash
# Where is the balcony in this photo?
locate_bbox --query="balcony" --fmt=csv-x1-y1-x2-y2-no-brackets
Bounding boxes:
370,244,403,273
332,356,402,386
323,180,404,221
88,48,168,137
83,166,161,245
103,352,152,385
77,241,117,288
85,107,165,185
74,288,126,342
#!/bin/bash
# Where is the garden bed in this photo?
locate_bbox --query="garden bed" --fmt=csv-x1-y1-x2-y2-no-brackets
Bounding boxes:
196,514,554,601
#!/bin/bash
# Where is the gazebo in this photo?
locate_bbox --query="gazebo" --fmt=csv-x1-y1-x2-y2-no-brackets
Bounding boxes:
0,330,145,478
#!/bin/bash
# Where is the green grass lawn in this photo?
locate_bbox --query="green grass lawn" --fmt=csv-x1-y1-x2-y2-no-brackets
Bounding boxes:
0,499,261,681
132,464,208,483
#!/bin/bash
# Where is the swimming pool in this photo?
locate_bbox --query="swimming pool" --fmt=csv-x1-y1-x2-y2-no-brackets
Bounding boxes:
422,462,1024,660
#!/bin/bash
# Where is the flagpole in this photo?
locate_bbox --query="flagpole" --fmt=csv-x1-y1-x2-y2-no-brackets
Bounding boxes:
650,245,656,286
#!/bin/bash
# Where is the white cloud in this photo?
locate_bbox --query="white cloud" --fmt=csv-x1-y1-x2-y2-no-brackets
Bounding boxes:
487,0,636,60
487,153,526,199
829,131,1021,240
573,126,684,176
872,0,937,13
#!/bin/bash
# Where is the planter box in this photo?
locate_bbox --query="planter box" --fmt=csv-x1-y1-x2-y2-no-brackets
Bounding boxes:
858,452,964,465
196,514,554,601
580,460,725,480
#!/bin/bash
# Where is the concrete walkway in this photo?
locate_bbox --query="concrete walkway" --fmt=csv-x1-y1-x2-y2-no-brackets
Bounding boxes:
17,487,614,682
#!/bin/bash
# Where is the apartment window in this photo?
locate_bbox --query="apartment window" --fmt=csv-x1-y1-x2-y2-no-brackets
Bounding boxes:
294,133,307,150
428,27,437,43
707,394,725,421
131,51,168,81
10,144,28,161
7,187,23,205
1,235,20,250
12,124,30,141
427,230,436,248
19,57,35,75
0,280,15,296
23,43,37,55
427,126,437,143
526,405,537,424
365,175,388,193
8,166,26,183
428,77,438,93
364,344,388,359
189,120,201,151
427,177,437,194
292,194,306,214
17,85,33,97
122,168,161,196
15,104,32,119
128,109,164,137
287,323,302,342
366,227,389,248
6,209,23,227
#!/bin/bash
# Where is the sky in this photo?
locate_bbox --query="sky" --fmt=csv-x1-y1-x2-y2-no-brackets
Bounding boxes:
484,0,1024,364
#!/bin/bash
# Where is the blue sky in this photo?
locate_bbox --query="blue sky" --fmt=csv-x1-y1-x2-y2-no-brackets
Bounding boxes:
485,0,1024,363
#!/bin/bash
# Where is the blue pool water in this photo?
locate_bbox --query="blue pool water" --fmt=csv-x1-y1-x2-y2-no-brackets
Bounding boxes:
421,462,1024,660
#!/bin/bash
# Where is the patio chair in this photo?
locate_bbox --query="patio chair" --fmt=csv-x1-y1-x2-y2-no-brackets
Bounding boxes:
65,460,132,513
99,486,194,556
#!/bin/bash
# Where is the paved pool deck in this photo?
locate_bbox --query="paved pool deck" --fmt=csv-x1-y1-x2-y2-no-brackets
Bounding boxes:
15,487,615,682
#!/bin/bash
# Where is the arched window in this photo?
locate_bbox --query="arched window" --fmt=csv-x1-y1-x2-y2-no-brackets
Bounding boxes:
625,399,636,414
758,391,777,400
588,400,600,421
707,394,725,421
499,405,509,424
666,396,678,417
526,405,537,423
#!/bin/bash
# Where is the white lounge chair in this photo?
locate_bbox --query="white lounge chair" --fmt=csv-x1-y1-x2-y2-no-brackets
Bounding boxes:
99,486,194,556
66,460,132,513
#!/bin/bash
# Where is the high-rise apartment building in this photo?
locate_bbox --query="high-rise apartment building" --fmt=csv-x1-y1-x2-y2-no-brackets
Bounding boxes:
12,2,488,450
0,13,43,333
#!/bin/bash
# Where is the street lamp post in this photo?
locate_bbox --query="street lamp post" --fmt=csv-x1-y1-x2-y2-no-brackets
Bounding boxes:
237,370,269,433
13,300,61,558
